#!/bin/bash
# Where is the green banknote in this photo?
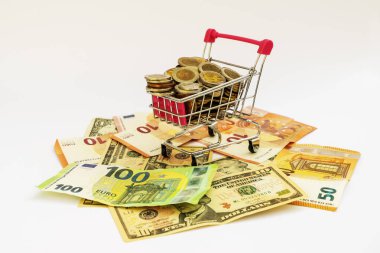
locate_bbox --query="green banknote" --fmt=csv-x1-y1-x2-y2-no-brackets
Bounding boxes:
38,163,217,207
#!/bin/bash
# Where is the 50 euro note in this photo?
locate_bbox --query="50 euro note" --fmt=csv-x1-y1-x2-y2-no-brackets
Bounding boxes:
274,144,361,211
109,162,305,242
38,163,217,207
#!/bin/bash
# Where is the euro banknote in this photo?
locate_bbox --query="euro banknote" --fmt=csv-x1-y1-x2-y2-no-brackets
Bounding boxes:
109,162,305,242
112,113,193,157
274,144,360,211
241,107,316,142
112,109,315,164
79,140,214,207
196,107,315,164
54,135,110,167
38,163,217,207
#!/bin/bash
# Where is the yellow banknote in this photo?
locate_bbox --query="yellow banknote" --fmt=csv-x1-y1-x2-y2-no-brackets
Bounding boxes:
109,162,304,242
274,144,360,211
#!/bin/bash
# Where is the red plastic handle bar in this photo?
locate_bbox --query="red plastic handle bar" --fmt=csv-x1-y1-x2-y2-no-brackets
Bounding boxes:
204,28,273,55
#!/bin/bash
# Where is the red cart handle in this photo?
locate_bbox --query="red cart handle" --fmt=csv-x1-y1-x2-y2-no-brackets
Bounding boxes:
204,28,273,55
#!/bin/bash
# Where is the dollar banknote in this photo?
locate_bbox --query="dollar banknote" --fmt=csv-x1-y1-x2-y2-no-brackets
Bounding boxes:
54,135,110,167
274,144,360,211
38,163,218,207
85,118,118,137
109,162,305,242
112,113,193,157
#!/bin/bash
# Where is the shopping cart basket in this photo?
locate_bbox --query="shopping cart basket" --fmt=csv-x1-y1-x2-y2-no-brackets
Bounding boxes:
149,28,273,165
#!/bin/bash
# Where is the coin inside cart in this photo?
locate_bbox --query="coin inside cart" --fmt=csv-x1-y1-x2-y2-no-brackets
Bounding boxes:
172,67,199,83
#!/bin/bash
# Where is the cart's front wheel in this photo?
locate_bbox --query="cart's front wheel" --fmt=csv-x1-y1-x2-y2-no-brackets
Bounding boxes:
191,155,198,166
208,126,215,137
248,140,260,153
161,144,171,158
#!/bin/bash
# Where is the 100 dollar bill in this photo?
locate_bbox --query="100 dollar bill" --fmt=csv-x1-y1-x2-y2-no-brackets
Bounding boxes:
109,163,305,242
274,144,360,211
39,163,217,207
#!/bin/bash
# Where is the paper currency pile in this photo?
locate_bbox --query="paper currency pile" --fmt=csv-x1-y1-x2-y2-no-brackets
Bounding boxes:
38,57,361,242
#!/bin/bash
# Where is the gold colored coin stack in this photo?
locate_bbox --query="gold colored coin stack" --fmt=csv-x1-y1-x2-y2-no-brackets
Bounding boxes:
145,74,175,97
145,56,243,122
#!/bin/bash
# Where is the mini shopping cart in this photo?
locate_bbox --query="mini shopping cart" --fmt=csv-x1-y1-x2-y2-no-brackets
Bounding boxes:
150,28,273,166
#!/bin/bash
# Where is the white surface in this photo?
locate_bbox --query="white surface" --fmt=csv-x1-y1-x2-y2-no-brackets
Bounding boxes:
0,1,379,252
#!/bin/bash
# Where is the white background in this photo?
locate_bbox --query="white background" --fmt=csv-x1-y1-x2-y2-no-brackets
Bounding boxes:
0,0,379,252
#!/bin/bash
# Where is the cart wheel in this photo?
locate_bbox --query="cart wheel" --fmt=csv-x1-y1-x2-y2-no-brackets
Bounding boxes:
161,144,170,158
248,140,260,153
191,155,198,166
208,126,215,137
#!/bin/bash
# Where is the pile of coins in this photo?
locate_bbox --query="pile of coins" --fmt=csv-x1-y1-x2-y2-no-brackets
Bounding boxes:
145,74,175,96
145,56,244,123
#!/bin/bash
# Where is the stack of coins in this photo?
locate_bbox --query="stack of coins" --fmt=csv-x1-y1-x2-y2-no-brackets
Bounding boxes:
145,56,244,123
175,83,202,119
145,74,175,96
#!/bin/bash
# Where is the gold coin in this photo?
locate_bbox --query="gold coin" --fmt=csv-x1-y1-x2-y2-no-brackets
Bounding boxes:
221,67,241,81
200,71,225,86
145,74,171,82
178,57,206,67
147,82,175,88
146,87,173,93
147,79,174,84
198,62,222,74
177,83,202,92
172,67,199,83
164,68,178,77
149,91,174,97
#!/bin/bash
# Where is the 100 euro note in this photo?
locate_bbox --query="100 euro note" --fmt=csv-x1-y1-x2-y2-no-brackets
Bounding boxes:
79,140,214,207
109,162,305,242
274,144,360,211
38,163,217,207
